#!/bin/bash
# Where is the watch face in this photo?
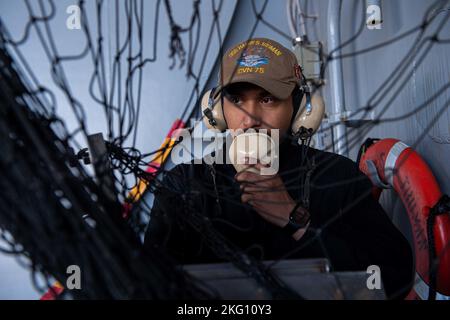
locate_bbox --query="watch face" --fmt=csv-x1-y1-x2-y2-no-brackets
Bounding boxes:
291,206,309,227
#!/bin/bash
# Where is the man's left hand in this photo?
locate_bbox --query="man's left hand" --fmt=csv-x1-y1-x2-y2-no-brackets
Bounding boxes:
235,162,296,228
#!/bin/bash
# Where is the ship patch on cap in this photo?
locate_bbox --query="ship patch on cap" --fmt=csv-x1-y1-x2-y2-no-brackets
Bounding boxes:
237,47,269,68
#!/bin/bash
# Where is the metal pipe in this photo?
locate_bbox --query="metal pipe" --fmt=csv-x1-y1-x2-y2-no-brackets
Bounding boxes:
327,0,348,157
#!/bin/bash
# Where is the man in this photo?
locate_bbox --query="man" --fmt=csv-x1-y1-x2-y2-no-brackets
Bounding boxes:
144,38,414,299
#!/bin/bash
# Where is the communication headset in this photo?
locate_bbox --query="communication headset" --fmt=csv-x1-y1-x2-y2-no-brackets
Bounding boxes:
200,78,325,139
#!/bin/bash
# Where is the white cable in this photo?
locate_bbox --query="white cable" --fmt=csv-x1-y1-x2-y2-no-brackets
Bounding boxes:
286,0,309,40
286,0,298,39
295,0,307,39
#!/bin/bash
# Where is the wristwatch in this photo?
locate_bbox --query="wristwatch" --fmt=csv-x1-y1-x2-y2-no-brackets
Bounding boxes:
283,202,310,236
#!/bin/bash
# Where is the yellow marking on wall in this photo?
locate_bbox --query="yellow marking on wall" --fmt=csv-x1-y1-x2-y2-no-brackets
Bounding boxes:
127,137,176,202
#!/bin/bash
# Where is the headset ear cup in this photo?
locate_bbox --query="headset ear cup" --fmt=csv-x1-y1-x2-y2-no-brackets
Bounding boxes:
291,91,325,135
200,89,227,131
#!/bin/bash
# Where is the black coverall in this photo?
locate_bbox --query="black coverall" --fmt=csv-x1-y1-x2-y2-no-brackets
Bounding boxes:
144,140,414,299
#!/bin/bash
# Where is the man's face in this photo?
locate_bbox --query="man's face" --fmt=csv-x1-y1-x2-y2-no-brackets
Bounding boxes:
222,82,293,137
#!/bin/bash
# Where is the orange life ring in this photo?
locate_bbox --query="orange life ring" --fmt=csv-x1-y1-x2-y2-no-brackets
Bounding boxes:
358,138,450,300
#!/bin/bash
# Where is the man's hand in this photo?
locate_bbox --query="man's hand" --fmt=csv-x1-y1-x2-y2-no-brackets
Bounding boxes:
235,162,307,240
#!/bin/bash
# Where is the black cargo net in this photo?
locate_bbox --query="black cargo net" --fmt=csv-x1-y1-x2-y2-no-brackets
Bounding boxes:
0,0,449,299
